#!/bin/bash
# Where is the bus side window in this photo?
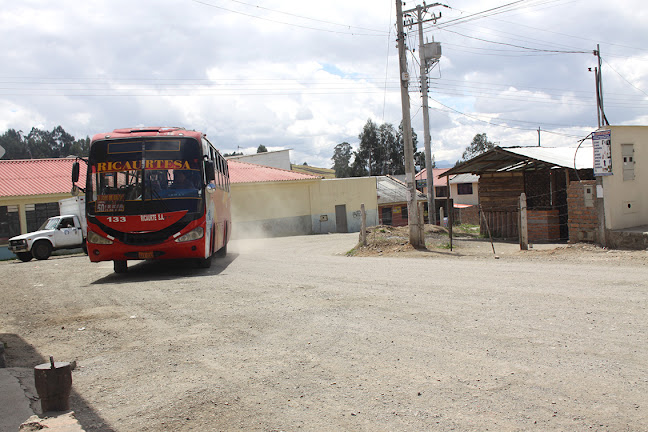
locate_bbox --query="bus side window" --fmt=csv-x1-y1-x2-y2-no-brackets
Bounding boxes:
217,157,224,189
224,159,230,192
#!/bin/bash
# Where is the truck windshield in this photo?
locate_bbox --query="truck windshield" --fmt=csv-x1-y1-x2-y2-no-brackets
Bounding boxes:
87,138,203,216
39,217,61,231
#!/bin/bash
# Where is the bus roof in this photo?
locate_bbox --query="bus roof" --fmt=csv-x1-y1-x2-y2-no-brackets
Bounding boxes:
91,127,204,142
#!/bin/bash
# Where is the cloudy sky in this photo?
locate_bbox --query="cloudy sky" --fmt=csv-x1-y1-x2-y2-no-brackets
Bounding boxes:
1,0,646,167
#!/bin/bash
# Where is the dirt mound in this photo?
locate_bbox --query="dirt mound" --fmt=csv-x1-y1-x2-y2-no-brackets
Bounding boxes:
350,224,648,263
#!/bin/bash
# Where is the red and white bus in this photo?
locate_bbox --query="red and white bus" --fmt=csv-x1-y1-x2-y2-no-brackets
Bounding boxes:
72,127,231,273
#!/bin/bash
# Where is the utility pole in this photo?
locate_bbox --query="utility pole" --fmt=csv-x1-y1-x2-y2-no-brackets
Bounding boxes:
594,44,609,126
395,0,424,248
407,3,444,225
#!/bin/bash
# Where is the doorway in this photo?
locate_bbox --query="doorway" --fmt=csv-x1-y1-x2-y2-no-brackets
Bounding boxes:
335,205,348,233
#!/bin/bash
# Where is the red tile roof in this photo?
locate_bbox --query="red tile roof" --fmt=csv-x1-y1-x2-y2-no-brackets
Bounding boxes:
415,168,450,186
0,158,318,198
228,160,321,184
0,158,86,197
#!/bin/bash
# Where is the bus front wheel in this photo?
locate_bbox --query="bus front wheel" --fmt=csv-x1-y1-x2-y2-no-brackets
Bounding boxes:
215,244,227,258
114,260,128,273
196,256,212,269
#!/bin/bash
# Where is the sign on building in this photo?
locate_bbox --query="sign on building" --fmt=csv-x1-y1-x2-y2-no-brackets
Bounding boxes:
592,130,612,176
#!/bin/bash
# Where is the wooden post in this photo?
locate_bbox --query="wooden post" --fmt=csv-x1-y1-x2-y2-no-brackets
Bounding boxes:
479,204,496,255
448,198,454,251
439,207,445,227
418,202,426,248
519,193,529,250
360,203,367,246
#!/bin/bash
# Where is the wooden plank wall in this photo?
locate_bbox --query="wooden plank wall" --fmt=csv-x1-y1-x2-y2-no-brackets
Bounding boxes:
479,172,524,239
479,172,524,211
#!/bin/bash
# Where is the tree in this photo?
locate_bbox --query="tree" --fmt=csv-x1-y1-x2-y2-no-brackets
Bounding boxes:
0,126,89,159
414,151,435,171
331,142,352,178
378,123,397,175
257,145,268,153
350,150,368,177
457,133,494,165
69,136,91,157
356,119,380,176
392,121,418,175
0,129,29,159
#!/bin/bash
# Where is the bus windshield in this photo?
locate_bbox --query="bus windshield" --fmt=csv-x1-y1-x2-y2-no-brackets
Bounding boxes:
87,138,204,216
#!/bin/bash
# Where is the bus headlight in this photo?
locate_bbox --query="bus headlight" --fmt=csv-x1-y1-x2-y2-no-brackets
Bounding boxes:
87,231,113,245
175,227,204,243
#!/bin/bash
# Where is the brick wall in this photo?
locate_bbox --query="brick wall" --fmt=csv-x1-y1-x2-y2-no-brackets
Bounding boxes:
379,204,409,227
567,180,600,243
528,209,560,242
455,205,479,225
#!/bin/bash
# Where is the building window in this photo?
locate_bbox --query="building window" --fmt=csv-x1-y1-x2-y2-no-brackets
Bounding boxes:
435,186,448,197
26,202,59,232
0,205,21,244
457,183,473,195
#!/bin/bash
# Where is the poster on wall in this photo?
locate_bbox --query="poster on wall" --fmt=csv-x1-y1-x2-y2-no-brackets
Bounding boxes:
592,129,612,176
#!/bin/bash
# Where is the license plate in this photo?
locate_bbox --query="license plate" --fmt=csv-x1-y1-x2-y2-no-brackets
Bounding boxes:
138,252,154,259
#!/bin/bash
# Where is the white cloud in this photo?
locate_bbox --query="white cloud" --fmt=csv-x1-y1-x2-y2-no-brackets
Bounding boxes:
1,0,647,167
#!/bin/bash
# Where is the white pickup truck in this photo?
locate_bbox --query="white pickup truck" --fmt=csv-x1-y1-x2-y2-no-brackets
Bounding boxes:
8,197,87,261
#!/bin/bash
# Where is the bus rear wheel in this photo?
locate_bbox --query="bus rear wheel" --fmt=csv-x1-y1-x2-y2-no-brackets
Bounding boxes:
114,260,128,273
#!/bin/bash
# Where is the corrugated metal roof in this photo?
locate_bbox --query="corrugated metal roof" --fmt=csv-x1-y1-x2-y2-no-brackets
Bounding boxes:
442,146,594,177
228,160,321,184
508,146,593,170
415,168,450,186
449,173,479,184
377,176,425,205
0,158,85,197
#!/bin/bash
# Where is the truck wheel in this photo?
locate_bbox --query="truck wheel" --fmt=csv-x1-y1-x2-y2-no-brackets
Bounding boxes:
32,241,52,260
114,260,128,273
16,252,33,262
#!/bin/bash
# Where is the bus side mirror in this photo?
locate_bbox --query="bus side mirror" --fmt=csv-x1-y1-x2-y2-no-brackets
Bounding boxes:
204,160,215,182
72,162,80,183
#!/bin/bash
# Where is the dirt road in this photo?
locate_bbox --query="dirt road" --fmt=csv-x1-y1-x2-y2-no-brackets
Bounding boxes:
1,234,647,431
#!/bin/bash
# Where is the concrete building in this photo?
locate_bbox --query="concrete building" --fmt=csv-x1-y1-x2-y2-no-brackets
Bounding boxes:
593,126,648,248
449,173,480,206
228,160,378,237
415,168,480,225
0,158,85,243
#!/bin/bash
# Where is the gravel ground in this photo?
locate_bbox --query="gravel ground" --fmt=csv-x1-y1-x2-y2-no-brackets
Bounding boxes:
1,233,647,431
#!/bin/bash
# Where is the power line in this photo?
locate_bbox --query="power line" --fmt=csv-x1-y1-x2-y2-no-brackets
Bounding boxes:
221,0,387,33
189,0,387,36
427,96,592,138
602,57,648,97
438,27,591,54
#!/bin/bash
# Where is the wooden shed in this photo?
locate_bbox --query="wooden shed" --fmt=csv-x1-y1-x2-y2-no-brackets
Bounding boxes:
440,147,594,242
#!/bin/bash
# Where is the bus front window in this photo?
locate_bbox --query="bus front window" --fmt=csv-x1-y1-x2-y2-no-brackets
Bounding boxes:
88,138,203,216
